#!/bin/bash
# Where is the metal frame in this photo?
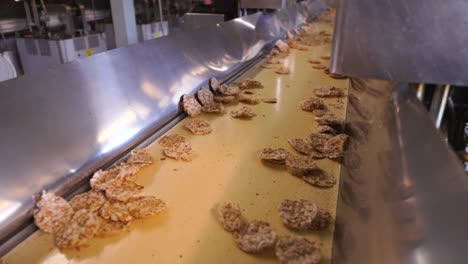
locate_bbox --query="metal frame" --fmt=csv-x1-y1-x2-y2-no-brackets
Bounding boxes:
429,84,451,129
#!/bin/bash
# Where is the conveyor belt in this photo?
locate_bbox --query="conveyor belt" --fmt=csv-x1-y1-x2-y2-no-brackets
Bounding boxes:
3,19,347,264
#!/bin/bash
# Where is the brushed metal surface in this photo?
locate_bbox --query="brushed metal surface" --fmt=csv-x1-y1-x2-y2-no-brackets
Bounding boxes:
0,18,28,33
335,79,468,263
274,3,306,34
0,0,324,256
180,13,224,31
330,0,468,86
302,0,329,19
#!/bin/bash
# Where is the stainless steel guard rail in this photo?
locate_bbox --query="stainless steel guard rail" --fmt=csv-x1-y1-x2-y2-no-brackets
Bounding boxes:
336,79,468,264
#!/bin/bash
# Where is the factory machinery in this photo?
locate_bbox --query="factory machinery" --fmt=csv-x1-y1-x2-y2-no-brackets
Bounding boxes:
1,0,468,263
14,1,110,74
1,0,173,77
104,0,170,50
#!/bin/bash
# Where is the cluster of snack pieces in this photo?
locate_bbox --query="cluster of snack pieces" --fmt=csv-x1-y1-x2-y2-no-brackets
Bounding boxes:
160,77,273,161
307,24,348,80
262,36,301,75
307,9,335,44
218,200,330,264
262,14,348,81
257,85,348,188
158,133,194,161
262,19,337,76
309,58,347,80
33,149,166,249
181,77,274,121
179,17,338,129
300,22,348,79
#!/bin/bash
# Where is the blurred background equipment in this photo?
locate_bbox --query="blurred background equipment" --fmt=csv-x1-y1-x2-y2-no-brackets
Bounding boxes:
13,0,110,74
0,0,238,79
105,0,168,49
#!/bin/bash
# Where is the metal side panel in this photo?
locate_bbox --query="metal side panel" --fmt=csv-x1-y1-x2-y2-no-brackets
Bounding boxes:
16,38,62,74
0,1,326,256
302,0,330,22
0,18,28,33
334,79,468,264
330,0,468,86
285,4,302,29
275,4,303,33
